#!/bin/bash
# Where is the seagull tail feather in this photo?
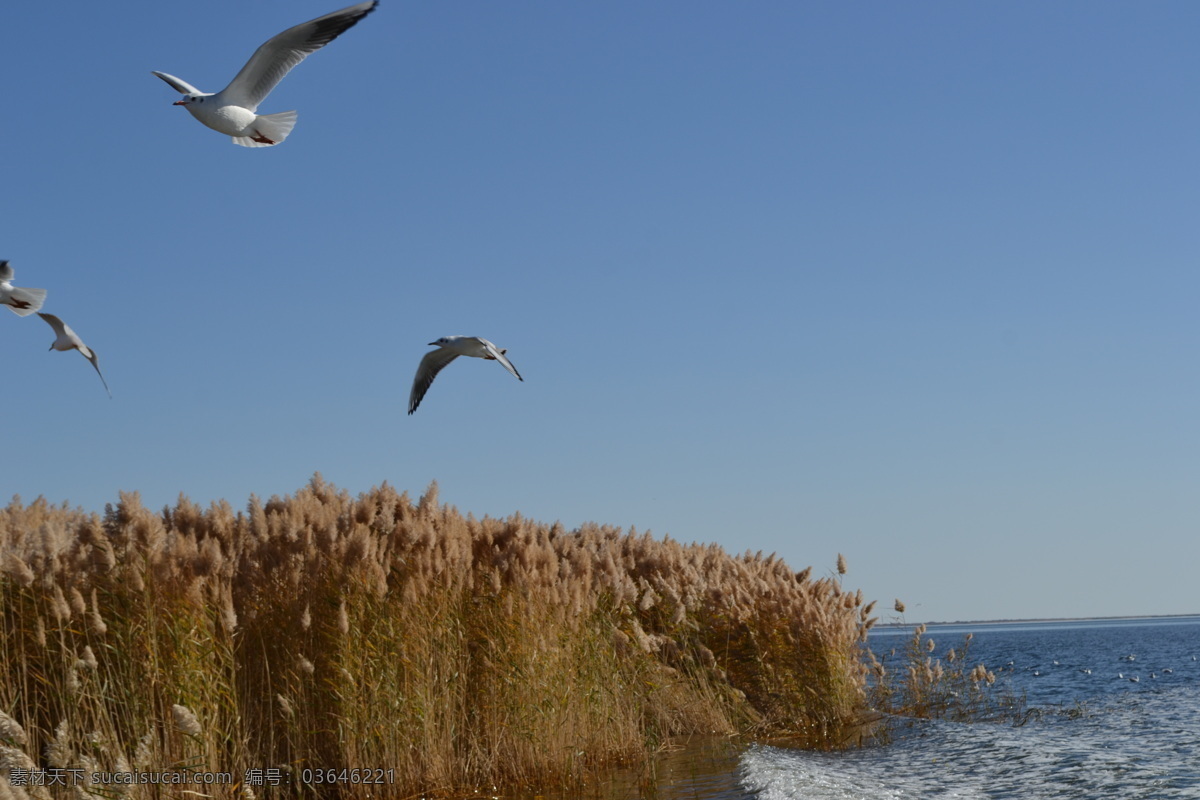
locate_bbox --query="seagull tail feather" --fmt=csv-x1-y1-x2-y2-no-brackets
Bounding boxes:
232,111,298,148
3,287,48,316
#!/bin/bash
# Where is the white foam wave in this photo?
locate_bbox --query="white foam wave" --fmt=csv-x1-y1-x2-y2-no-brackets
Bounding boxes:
740,743,908,800
739,685,1200,800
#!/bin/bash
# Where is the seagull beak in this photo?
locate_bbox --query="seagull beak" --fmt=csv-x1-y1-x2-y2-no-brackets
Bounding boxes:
427,341,438,346
173,99,188,106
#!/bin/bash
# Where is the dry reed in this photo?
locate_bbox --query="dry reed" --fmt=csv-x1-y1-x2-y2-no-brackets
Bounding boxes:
867,624,1023,725
1,475,885,798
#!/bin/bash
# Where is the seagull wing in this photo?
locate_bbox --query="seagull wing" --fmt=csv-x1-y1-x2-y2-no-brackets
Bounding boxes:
221,0,378,110
482,340,523,381
408,347,459,415
83,349,113,399
37,312,69,338
151,71,203,95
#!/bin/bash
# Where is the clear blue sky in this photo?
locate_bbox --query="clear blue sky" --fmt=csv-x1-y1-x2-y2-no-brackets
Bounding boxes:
4,1,1199,623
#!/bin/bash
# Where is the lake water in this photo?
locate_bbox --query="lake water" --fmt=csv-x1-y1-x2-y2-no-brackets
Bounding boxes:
536,616,1200,799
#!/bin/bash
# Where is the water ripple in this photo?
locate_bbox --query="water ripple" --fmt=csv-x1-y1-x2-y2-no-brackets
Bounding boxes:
742,617,1200,799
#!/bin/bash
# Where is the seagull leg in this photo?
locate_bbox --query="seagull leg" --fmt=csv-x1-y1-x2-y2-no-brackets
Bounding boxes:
250,132,277,145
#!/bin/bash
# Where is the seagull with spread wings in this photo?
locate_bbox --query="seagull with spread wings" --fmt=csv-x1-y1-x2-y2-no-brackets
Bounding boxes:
37,313,112,398
409,337,523,415
152,1,379,146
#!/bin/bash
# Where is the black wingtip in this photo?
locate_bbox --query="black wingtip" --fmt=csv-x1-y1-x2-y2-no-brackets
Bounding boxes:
311,0,380,45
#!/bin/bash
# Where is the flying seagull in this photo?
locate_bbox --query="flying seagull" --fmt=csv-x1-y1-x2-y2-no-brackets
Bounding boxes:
0,260,47,317
152,0,379,147
409,336,522,414
37,313,111,398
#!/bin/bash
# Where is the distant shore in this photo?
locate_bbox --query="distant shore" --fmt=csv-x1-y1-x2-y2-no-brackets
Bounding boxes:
874,612,1200,629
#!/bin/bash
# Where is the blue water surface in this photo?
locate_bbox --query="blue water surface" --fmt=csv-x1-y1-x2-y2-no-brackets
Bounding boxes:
742,616,1200,799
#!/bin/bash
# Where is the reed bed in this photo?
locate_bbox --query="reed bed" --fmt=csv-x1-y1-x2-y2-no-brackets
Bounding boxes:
1,475,884,798
866,624,1025,725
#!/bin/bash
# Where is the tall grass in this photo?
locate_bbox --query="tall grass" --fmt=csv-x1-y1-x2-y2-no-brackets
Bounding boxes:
866,623,1024,725
1,475,884,798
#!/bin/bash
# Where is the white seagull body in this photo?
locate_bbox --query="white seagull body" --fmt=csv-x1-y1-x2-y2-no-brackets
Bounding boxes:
152,0,378,147
409,336,523,415
0,260,47,317
38,313,111,398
